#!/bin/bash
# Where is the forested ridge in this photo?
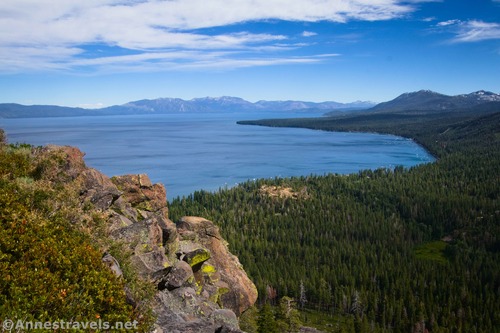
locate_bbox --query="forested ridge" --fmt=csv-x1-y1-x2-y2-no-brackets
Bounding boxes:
170,110,500,332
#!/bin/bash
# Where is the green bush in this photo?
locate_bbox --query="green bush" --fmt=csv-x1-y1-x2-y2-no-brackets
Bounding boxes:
0,143,151,331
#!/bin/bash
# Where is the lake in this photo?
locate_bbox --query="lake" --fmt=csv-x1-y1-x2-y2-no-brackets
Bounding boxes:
0,112,435,200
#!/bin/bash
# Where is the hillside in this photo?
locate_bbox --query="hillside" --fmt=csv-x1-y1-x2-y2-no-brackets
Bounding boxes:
366,89,500,114
171,101,500,332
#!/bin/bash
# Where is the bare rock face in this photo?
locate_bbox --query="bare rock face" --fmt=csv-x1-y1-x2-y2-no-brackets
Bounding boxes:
38,146,256,333
177,216,258,316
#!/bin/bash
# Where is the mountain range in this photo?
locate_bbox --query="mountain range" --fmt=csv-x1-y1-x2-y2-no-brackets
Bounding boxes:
1,90,499,119
0,96,373,118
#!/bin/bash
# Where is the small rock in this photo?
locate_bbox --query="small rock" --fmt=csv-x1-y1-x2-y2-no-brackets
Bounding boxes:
107,213,134,233
102,253,123,278
111,196,138,221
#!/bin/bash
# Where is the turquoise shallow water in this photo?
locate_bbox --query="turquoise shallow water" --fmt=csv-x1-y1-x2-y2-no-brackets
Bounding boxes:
1,112,434,199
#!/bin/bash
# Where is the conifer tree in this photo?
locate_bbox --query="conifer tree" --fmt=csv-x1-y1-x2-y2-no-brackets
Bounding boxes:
299,280,307,309
257,303,278,333
239,306,259,333
276,296,302,333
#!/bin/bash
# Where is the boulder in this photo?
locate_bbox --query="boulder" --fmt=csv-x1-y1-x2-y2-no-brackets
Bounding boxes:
111,218,162,254
109,214,169,279
160,260,194,291
177,216,220,240
79,168,122,210
130,250,169,279
111,174,167,212
154,288,245,333
154,289,217,333
158,217,178,245
152,213,179,261
210,309,239,330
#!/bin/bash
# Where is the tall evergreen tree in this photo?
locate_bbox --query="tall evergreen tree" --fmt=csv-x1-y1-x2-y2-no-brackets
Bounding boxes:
257,303,278,333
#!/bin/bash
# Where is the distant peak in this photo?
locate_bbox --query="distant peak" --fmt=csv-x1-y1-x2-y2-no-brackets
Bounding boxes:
466,90,500,102
416,89,442,95
395,90,444,100
191,96,246,101
470,90,497,96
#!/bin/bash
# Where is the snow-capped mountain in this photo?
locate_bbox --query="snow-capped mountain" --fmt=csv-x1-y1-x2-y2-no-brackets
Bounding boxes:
370,90,500,113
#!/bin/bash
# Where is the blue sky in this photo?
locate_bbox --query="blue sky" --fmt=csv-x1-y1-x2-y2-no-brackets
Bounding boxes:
0,0,499,107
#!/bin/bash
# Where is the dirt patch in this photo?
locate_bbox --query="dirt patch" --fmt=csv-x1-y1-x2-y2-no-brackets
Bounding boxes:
259,185,309,200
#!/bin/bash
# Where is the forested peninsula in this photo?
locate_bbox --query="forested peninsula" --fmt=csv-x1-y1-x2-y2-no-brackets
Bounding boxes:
170,104,500,332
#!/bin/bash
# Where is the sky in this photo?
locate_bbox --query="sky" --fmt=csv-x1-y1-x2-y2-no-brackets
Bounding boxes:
0,0,499,107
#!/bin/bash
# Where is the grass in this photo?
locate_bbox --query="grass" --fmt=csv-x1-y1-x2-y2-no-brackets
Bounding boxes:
300,308,353,332
414,240,448,264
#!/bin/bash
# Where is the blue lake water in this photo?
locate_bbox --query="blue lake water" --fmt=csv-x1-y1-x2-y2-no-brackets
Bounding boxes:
1,112,435,200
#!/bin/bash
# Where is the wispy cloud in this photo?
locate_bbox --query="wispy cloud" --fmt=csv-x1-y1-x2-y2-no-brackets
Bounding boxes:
454,20,500,42
436,19,500,43
301,31,318,37
437,19,461,27
0,0,434,73
422,17,436,22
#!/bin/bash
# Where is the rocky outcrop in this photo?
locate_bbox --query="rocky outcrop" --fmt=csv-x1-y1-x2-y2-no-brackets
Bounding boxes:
42,146,257,333
177,216,258,316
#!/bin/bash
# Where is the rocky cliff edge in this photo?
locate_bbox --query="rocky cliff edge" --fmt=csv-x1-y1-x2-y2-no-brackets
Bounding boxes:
45,145,258,332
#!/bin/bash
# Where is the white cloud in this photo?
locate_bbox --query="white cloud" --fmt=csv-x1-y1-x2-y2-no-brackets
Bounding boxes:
0,0,434,72
437,20,500,43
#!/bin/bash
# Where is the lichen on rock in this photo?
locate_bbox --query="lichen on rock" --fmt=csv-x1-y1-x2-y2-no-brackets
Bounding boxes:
183,248,211,268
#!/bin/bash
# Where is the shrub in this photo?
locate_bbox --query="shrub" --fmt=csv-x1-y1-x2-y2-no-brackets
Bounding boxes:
0,143,152,331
